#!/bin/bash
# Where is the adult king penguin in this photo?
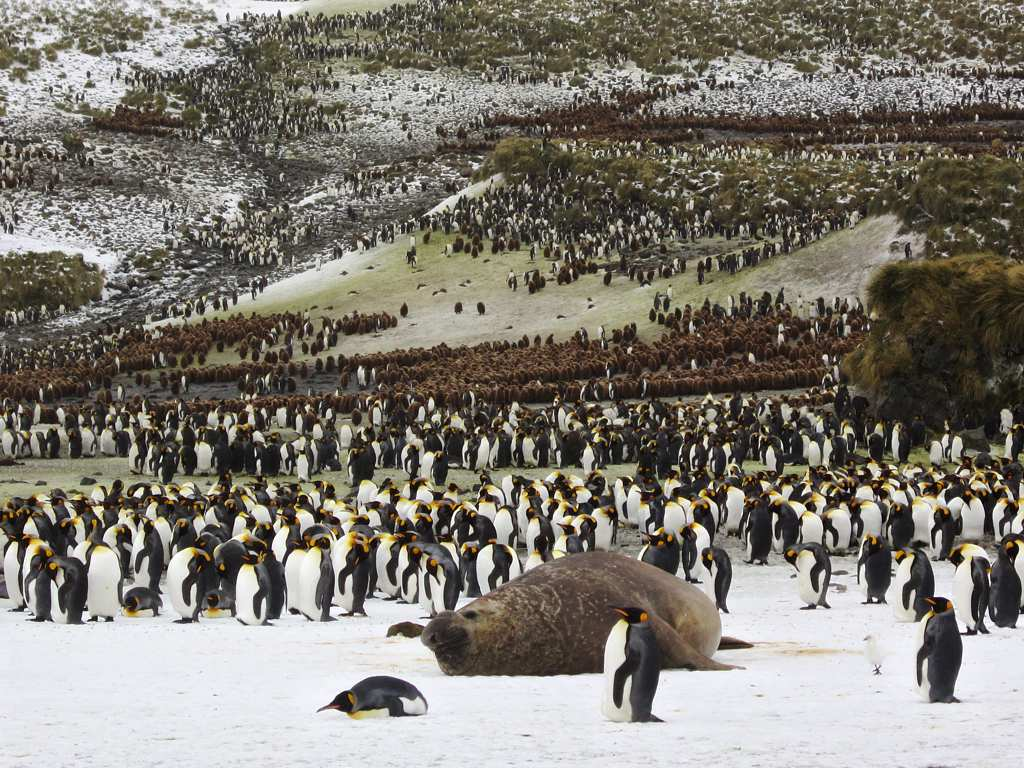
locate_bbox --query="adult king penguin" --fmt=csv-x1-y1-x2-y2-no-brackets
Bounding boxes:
602,606,662,723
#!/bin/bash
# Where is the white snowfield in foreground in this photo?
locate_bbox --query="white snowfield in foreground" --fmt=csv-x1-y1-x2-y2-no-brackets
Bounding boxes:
1,548,1019,767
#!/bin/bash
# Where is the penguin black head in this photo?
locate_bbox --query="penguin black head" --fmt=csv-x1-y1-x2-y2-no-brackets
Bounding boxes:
783,548,799,565
611,606,649,624
924,597,954,615
317,690,356,714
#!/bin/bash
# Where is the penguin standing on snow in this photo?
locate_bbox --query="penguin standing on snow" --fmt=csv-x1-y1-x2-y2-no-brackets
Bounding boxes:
892,547,935,622
857,534,892,604
602,606,662,723
784,543,831,609
50,556,88,625
318,676,427,718
335,534,373,617
744,500,772,565
300,535,335,622
989,537,1021,629
949,544,990,635
701,546,732,613
166,547,215,623
423,554,461,614
235,550,272,626
915,597,963,703
85,543,123,621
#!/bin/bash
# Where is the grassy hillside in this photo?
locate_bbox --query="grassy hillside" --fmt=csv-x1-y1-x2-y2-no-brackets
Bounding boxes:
0,251,103,313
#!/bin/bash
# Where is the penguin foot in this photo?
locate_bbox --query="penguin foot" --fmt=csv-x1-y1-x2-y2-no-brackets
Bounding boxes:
962,629,977,636
641,714,664,723
820,602,831,609
978,625,990,634
8,606,26,612
341,612,368,618
105,617,114,622
800,605,816,610
88,616,99,622
720,607,729,614
173,618,194,624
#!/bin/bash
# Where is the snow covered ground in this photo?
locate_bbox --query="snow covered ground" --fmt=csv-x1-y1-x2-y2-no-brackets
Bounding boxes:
2,542,1019,768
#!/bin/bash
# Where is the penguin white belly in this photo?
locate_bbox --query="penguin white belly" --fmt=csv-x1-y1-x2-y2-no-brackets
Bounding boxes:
911,503,933,543
3,544,23,605
960,500,985,541
375,546,399,598
952,562,978,631
860,506,883,538
594,518,614,551
166,550,199,619
399,695,428,716
914,618,932,701
800,514,824,545
50,573,71,624
524,551,545,571
795,551,819,605
298,549,324,619
427,573,447,616
235,566,261,625
87,548,122,619
284,550,307,613
662,504,686,535
493,511,515,548
601,621,633,722
416,563,434,615
892,559,917,623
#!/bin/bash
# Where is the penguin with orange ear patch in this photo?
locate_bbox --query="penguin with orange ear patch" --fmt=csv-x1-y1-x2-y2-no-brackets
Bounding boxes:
915,597,962,703
637,527,679,576
602,606,662,723
857,534,891,604
319,676,427,718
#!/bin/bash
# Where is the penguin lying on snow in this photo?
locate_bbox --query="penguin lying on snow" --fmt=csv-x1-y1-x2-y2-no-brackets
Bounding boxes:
318,676,427,718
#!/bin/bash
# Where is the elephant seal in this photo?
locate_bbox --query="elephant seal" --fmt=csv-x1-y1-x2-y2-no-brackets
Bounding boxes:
421,552,747,676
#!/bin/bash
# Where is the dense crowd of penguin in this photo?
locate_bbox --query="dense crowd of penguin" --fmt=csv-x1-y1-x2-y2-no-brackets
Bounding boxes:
3,378,1023,712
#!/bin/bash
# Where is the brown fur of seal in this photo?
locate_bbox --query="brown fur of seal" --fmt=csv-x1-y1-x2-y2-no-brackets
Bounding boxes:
421,551,745,676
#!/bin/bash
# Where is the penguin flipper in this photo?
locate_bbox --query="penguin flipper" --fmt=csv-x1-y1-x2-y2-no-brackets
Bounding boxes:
612,653,638,709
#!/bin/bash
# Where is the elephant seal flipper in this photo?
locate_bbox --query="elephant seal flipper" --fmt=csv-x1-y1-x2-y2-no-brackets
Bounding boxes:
719,635,754,650
649,613,740,671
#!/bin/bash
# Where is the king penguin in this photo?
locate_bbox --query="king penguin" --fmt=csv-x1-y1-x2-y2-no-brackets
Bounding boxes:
602,606,662,723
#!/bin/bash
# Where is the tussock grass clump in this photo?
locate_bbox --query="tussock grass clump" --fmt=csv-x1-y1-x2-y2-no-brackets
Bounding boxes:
895,155,1024,258
845,254,1024,419
0,251,103,313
